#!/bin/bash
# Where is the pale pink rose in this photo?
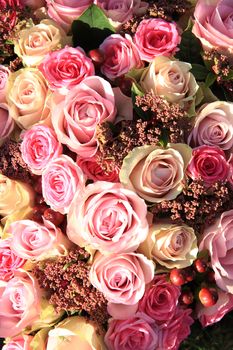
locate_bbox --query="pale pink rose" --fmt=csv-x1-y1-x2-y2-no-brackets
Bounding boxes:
134,18,181,62
46,0,92,32
120,144,192,203
95,0,148,27
51,76,116,157
193,0,233,62
0,238,26,282
2,335,33,350
9,219,71,260
42,155,85,214
0,103,14,143
161,308,194,350
76,154,119,182
90,252,154,318
21,125,63,175
138,274,180,325
187,145,229,185
67,181,149,254
199,210,233,294
188,102,233,151
7,68,50,130
105,312,161,350
0,270,41,338
21,0,45,9
0,65,10,103
197,290,233,327
39,46,95,91
99,34,142,80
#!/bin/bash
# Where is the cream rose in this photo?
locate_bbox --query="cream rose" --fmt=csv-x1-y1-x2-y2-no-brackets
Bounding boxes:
0,174,34,217
140,56,198,105
120,144,192,203
139,222,198,269
14,19,71,67
7,68,50,129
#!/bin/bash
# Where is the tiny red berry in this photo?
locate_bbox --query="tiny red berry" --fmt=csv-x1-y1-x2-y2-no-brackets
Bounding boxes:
194,259,207,273
199,287,218,307
184,267,196,282
170,268,186,286
88,49,105,65
180,290,194,305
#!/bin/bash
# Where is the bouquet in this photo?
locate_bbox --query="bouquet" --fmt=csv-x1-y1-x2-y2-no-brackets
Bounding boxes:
0,0,233,349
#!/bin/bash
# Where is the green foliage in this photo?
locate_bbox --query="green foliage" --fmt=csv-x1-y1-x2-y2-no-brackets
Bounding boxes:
72,4,115,51
191,64,209,81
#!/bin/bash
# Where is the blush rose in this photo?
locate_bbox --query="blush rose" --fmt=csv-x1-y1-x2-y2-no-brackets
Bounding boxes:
42,155,85,214
67,181,149,254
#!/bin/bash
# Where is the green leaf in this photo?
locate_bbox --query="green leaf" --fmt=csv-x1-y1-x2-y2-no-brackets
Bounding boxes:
198,82,218,104
205,72,216,87
131,82,144,97
175,25,203,64
72,4,115,51
191,64,209,81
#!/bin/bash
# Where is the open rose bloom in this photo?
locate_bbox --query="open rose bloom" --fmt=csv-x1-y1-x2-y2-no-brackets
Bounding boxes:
2,0,233,348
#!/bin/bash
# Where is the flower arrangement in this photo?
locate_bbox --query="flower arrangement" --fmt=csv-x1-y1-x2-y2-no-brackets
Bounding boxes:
0,0,233,349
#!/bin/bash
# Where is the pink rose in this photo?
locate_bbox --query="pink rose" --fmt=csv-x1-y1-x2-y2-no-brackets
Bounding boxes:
161,308,194,350
76,154,119,182
0,270,41,338
0,238,26,282
67,181,149,254
105,312,161,350
46,0,92,32
39,46,95,91
197,290,233,327
0,65,10,103
134,18,181,62
51,76,116,157
95,0,148,27
187,145,229,185
2,335,33,350
138,274,180,325
9,219,71,260
188,102,233,151
199,210,233,294
192,0,233,62
42,155,85,214
21,125,63,175
99,34,142,80
89,252,154,318
0,103,14,143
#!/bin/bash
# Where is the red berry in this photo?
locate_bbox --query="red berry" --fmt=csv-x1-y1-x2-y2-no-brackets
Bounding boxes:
199,287,218,307
184,267,196,282
44,208,64,226
88,49,105,65
170,268,186,286
180,290,194,305
194,259,207,273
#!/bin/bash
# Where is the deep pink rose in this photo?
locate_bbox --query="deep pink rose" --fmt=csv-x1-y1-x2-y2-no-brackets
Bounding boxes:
51,76,117,157
105,312,161,350
134,18,181,62
90,252,154,318
161,308,194,350
197,290,233,327
46,0,92,32
138,274,180,325
9,219,71,260
21,125,63,175
0,238,26,282
200,210,233,294
193,0,233,62
67,181,149,254
39,46,95,91
0,65,10,103
99,34,142,80
187,145,229,185
42,155,85,214
76,154,119,182
2,335,33,350
95,0,148,27
0,270,41,338
0,103,14,143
